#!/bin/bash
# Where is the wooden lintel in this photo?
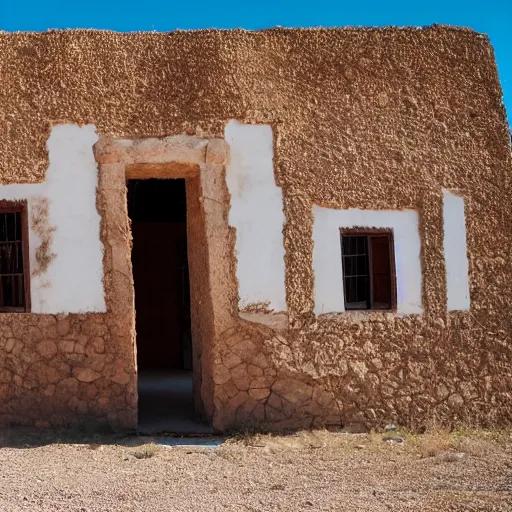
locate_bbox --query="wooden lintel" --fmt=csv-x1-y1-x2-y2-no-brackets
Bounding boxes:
125,162,199,180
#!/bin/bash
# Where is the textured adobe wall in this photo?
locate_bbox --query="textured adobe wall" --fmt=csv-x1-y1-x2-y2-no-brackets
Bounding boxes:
0,27,511,431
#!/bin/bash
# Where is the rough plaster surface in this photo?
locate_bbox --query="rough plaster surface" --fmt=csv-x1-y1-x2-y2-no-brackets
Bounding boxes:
225,120,286,312
443,190,471,311
0,125,106,314
0,27,511,431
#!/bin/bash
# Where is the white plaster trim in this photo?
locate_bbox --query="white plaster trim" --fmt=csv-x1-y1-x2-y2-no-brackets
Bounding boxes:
0,124,106,314
225,121,287,312
313,206,422,316
443,190,471,311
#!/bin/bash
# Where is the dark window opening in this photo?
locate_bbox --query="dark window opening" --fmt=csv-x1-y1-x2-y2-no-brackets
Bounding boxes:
0,204,29,312
340,231,395,311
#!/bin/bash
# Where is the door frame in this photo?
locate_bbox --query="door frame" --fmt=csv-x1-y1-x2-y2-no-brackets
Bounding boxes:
94,135,237,426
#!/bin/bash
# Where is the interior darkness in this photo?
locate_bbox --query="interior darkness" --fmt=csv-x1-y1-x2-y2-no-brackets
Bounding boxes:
127,179,192,372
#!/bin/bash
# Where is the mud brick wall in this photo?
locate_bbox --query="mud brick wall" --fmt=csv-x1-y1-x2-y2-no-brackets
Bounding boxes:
0,27,510,431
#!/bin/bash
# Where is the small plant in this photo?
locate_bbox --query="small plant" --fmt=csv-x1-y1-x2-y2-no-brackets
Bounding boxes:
415,433,453,458
131,442,159,460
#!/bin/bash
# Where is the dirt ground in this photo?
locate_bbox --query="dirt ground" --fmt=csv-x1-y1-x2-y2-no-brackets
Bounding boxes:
0,428,511,511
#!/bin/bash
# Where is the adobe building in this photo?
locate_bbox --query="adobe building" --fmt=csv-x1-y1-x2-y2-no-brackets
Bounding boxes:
0,26,510,432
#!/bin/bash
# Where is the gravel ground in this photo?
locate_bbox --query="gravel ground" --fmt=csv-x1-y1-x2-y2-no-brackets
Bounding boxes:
0,428,511,511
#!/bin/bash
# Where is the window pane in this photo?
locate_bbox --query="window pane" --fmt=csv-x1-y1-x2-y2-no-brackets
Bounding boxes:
14,212,22,241
342,236,350,255
357,276,368,301
370,235,393,309
6,213,16,241
1,275,13,307
356,236,364,254
0,210,26,311
356,256,367,276
0,215,7,242
341,235,370,309
343,256,353,276
15,242,23,273
341,233,395,311
345,276,354,303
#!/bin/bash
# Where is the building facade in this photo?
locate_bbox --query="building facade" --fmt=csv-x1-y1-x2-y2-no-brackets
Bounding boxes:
0,27,510,431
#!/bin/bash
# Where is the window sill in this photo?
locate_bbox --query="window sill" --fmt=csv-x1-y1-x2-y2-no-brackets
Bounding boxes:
239,311,289,331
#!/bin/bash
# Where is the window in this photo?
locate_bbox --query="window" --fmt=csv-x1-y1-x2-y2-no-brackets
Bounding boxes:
340,230,395,311
0,202,30,312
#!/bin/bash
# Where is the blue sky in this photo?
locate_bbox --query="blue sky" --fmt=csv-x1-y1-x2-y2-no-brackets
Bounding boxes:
1,0,511,127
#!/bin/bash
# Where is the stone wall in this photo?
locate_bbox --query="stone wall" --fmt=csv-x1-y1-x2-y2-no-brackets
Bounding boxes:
213,313,512,431
0,313,136,427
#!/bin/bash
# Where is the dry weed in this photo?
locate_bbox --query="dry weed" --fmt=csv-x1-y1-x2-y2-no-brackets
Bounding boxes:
414,432,454,458
131,442,159,460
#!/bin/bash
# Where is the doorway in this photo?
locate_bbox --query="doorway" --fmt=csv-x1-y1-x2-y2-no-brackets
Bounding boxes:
127,178,207,433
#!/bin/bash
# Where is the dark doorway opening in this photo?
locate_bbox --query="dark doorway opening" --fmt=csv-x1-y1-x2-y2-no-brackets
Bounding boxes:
128,178,207,433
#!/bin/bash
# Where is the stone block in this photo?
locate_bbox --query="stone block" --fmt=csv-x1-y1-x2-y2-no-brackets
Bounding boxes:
0,384,11,400
248,387,270,400
213,364,231,386
223,351,242,370
111,367,130,385
59,340,75,353
92,338,105,354
249,376,270,389
36,340,58,359
265,404,287,422
87,354,107,372
273,378,313,405
250,353,269,369
226,391,249,415
73,368,101,383
218,380,239,401
4,338,15,353
231,367,251,392
231,339,259,361
247,364,263,378
252,403,266,422
0,369,11,383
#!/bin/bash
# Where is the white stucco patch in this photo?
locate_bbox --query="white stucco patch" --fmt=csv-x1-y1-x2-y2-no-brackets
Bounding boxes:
443,190,470,311
225,120,286,312
313,207,422,316
0,124,106,314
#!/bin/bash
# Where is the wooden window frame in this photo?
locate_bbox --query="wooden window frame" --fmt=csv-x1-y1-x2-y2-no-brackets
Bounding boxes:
339,228,397,312
0,200,31,313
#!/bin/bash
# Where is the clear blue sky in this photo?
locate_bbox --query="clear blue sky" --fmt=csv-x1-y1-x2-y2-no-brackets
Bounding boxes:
1,0,511,127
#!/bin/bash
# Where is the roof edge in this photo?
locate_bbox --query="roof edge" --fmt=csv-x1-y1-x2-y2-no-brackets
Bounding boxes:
0,24,489,39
